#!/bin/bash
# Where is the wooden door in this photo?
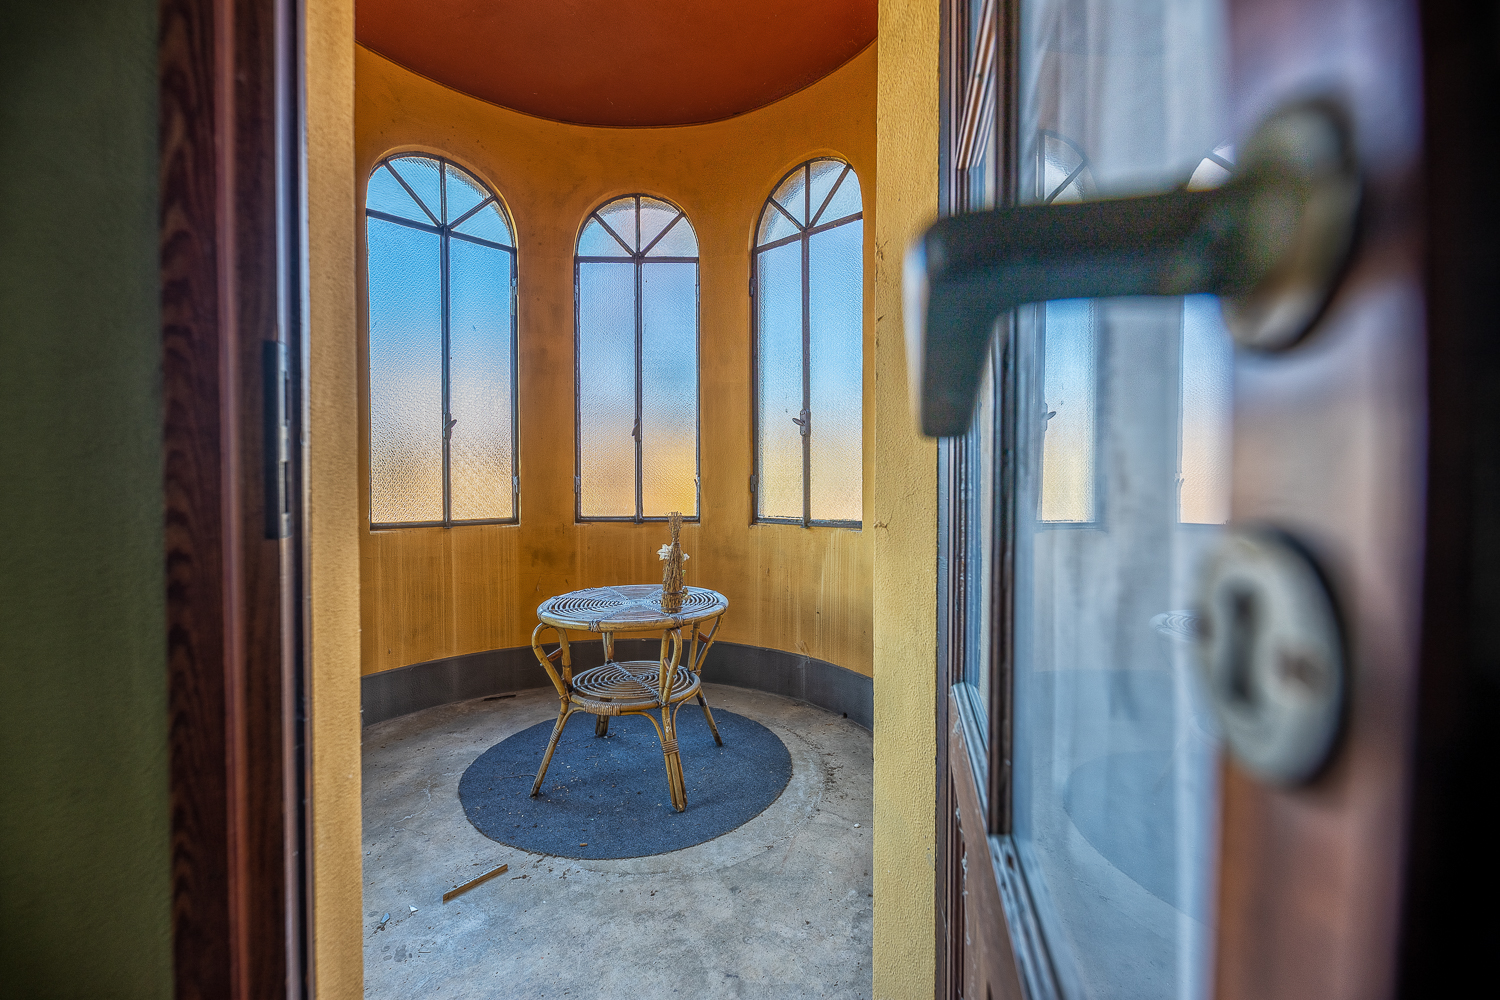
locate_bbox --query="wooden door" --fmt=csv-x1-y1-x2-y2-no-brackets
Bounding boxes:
933,0,1497,997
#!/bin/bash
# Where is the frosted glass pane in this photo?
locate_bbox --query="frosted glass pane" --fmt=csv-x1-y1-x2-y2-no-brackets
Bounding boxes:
757,202,799,246
367,164,430,223
1179,295,1233,524
454,202,513,247
388,156,443,221
598,198,638,252
772,167,808,224
444,163,487,223
578,262,637,516
640,263,699,517
646,216,698,257
808,221,863,522
579,218,630,257
808,160,846,224
448,239,515,521
1040,298,1096,522
756,241,804,520
819,167,863,223
1042,134,1093,204
367,218,443,523
638,198,679,251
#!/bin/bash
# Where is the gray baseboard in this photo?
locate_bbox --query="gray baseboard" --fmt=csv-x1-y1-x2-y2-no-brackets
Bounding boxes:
360,639,873,731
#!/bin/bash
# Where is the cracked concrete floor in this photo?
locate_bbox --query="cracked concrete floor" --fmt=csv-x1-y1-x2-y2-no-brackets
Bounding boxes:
362,684,873,998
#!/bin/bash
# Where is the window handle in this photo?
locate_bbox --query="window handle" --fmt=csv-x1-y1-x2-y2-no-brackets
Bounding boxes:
792,409,811,436
905,98,1360,436
443,415,457,440
631,417,641,442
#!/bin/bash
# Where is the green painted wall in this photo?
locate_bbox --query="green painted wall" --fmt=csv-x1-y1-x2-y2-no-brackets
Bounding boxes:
0,2,172,996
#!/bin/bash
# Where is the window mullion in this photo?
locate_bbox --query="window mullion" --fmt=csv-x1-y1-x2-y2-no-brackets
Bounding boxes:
801,229,812,528
440,212,453,528
634,255,645,524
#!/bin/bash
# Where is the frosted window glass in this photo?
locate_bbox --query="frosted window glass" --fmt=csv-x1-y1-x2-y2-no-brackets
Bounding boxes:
367,217,444,523
638,198,679,252
1179,295,1233,524
367,164,431,223
645,217,698,257
577,262,637,517
454,203,513,247
447,238,514,522
757,203,799,246
444,163,487,223
598,199,638,252
808,161,845,223
772,168,808,223
819,168,863,224
640,263,699,517
808,221,863,522
1010,3,1230,994
579,218,630,257
756,241,804,519
388,156,443,220
1039,299,1096,522
965,345,997,717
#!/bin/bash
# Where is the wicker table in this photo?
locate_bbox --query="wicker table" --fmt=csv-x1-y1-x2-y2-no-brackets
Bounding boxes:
528,584,729,812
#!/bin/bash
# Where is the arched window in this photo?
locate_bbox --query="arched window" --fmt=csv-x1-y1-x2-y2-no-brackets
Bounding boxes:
365,154,518,527
575,195,700,521
753,158,864,527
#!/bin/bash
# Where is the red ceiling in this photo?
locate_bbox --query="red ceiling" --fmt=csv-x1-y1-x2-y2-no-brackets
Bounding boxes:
356,0,878,128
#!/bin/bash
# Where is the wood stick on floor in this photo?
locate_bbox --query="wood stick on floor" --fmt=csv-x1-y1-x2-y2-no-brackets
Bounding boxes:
443,863,509,903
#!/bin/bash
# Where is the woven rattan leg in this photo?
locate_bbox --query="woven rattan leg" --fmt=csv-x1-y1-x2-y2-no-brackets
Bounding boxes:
530,706,570,797
594,714,609,737
695,692,723,746
660,706,687,812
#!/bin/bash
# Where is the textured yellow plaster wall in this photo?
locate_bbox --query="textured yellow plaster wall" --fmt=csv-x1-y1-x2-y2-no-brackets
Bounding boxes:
354,46,877,678
306,0,364,995
871,0,940,996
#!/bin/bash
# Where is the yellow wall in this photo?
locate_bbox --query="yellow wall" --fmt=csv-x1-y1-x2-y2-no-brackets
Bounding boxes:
354,45,878,680
872,1,940,997
307,0,364,996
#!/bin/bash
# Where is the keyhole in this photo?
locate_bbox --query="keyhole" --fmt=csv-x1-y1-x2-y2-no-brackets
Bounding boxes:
1227,585,1260,708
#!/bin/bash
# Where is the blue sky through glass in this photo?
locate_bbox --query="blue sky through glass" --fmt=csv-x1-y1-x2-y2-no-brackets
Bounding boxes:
1040,298,1096,522
1179,295,1233,524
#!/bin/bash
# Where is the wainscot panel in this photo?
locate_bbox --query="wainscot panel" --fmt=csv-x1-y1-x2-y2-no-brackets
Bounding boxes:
361,640,873,731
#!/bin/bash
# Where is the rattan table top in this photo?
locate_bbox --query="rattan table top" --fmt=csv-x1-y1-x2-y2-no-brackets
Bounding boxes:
535,584,728,632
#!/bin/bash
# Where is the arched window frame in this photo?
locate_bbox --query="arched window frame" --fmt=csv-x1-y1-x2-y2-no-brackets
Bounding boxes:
574,194,701,523
364,152,519,528
751,158,865,528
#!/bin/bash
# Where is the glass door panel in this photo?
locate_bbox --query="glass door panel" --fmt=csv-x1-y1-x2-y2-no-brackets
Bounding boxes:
1009,0,1232,997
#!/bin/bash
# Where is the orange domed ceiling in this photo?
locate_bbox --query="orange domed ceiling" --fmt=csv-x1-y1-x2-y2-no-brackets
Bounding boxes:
356,0,878,128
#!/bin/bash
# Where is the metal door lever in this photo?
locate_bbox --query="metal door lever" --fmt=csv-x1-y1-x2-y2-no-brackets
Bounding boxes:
905,98,1361,436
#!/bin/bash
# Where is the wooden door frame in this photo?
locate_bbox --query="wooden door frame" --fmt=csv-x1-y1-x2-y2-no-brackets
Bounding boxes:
1401,0,1500,989
935,1,1025,997
160,0,310,994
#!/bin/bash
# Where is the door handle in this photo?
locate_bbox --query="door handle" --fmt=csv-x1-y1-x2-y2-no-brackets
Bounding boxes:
905,98,1361,436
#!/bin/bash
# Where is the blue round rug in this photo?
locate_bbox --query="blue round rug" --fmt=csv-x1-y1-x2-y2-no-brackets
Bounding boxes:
458,707,792,860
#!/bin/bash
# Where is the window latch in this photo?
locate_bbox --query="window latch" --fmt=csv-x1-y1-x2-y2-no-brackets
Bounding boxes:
631,417,642,441
792,409,811,436
443,415,457,440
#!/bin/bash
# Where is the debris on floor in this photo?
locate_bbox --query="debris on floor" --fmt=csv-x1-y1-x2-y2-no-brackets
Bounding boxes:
443,863,509,902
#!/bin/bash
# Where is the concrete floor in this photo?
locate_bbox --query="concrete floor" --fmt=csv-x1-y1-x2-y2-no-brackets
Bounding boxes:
362,684,873,998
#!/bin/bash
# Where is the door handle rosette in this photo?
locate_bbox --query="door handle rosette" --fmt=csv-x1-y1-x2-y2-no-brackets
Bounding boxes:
905,98,1361,437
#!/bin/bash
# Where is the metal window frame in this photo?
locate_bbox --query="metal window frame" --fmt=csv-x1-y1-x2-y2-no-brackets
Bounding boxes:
574,194,703,523
750,158,865,529
366,153,521,530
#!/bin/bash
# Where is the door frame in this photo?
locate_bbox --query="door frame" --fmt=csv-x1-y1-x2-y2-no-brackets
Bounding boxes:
160,0,311,993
